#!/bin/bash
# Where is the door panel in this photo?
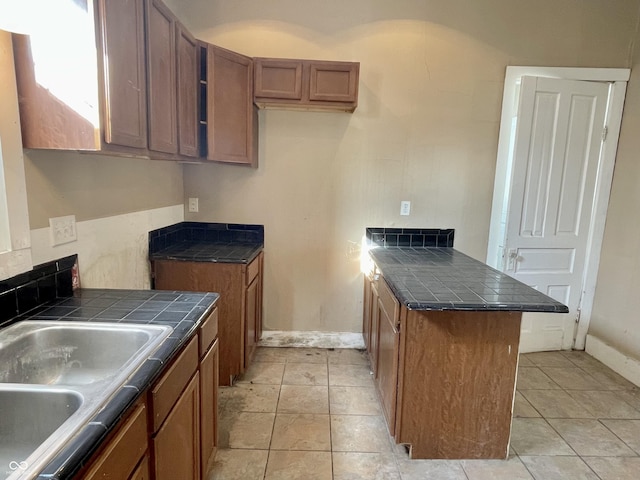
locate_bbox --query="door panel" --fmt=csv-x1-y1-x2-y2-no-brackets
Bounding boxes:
375,280,399,436
154,372,200,480
207,46,256,165
176,22,198,157
513,248,575,274
97,0,147,148
519,90,559,238
146,0,178,154
507,76,609,351
245,278,258,369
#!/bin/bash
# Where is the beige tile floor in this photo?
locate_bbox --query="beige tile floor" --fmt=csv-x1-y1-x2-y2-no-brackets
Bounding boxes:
209,347,640,479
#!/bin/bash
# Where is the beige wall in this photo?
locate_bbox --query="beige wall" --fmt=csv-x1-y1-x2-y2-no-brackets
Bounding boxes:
590,23,640,360
178,0,639,332
24,151,184,229
20,142,185,289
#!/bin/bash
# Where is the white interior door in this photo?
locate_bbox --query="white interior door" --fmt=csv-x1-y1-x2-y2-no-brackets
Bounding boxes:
507,76,609,352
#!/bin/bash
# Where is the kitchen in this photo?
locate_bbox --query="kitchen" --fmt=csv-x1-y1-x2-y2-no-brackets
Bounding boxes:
2,0,640,478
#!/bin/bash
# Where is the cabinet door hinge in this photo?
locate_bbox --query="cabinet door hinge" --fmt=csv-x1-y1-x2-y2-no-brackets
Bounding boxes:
602,125,608,142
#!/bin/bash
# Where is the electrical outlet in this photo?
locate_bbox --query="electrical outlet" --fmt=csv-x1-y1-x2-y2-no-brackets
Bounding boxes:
188,197,199,213
49,215,77,246
400,201,411,216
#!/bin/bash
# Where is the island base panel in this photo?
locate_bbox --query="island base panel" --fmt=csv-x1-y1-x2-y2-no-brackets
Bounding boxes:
396,310,522,459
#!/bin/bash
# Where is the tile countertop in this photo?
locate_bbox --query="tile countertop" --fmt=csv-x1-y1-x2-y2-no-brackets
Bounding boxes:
148,222,264,264
150,241,263,264
368,246,569,313
12,288,219,480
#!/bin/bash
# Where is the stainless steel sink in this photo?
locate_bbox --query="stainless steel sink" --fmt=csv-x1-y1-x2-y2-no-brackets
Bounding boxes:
0,321,173,480
0,321,169,385
0,386,83,479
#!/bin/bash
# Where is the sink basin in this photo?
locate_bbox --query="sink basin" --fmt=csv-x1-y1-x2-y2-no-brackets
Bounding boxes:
0,321,171,385
0,321,173,479
0,386,83,479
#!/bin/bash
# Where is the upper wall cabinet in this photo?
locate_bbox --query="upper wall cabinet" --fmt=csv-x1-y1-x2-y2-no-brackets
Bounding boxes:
145,0,199,159
12,0,198,159
254,58,360,112
176,23,199,158
13,0,147,153
146,0,178,154
99,0,148,150
200,43,258,167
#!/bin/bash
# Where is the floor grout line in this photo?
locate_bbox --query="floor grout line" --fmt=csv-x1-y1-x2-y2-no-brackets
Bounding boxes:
214,349,640,479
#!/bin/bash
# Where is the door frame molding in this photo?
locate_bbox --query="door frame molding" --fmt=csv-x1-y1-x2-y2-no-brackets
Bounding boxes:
487,66,630,351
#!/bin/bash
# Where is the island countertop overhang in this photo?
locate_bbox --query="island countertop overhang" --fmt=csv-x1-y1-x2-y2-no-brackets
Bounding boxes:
367,246,569,313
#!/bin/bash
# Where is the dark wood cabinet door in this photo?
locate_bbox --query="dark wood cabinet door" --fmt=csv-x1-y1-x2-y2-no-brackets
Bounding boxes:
97,0,148,148
376,292,399,436
207,45,257,166
146,0,178,154
256,253,264,343
83,402,148,479
309,61,359,103
245,277,258,369
200,339,219,478
176,22,199,157
254,58,303,99
363,278,372,351
369,281,380,377
375,278,400,434
154,372,201,480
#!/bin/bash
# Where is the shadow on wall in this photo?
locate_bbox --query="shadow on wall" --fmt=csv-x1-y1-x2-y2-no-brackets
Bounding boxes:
181,0,636,68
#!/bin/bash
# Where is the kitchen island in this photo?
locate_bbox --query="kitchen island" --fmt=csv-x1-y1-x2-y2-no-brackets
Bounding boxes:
362,228,568,460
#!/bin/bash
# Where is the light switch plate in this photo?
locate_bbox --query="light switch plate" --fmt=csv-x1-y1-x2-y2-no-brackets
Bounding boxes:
400,201,411,216
49,215,77,246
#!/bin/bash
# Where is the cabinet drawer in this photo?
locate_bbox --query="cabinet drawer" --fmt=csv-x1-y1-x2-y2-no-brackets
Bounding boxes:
246,256,260,285
151,335,198,432
199,307,219,358
378,278,399,327
83,401,148,479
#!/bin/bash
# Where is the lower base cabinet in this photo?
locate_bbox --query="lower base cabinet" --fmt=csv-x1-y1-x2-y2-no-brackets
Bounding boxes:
200,338,219,475
153,373,201,480
363,275,522,459
81,306,219,480
82,401,149,479
375,292,399,435
153,251,263,385
149,335,200,480
363,271,380,377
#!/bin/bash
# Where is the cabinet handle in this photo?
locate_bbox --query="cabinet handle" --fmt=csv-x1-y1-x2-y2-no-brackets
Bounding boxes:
373,274,380,281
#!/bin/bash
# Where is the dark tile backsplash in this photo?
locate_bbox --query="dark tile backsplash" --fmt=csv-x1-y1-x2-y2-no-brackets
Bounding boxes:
366,227,454,248
0,254,77,326
149,222,264,256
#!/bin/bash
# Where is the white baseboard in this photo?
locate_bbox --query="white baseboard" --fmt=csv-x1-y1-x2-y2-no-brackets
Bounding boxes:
586,334,640,387
259,331,365,349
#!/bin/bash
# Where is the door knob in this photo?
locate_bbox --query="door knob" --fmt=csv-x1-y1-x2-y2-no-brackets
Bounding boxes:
507,248,520,270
